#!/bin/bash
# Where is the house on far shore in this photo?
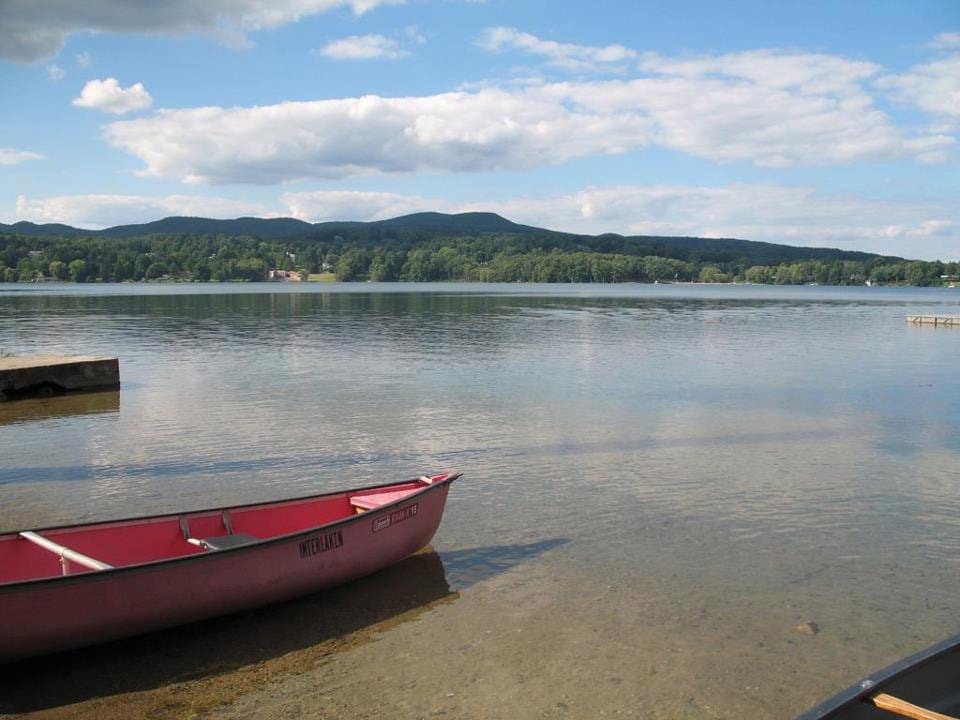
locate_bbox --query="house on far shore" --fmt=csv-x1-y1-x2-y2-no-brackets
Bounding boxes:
268,269,302,281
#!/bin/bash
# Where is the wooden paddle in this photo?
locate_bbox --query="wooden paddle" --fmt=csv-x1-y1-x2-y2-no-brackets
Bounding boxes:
868,692,960,720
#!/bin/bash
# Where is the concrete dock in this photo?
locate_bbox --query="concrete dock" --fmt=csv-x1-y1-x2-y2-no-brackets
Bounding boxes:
906,315,960,327
0,356,119,401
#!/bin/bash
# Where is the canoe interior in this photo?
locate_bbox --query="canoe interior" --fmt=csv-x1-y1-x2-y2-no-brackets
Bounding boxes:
0,480,430,586
798,634,960,720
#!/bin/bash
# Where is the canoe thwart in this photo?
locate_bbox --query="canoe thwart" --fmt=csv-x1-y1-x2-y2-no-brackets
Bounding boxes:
869,692,960,720
18,531,113,574
187,533,260,552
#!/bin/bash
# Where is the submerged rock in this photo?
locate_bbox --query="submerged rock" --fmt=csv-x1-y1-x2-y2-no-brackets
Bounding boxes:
794,621,820,636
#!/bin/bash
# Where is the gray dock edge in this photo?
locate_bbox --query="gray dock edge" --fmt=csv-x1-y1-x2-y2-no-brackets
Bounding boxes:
0,356,120,401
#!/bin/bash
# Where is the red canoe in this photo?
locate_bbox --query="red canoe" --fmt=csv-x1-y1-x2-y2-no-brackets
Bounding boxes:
0,472,459,662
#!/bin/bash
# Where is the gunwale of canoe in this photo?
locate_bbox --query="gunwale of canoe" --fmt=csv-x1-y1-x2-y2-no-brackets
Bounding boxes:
0,474,458,591
795,633,960,719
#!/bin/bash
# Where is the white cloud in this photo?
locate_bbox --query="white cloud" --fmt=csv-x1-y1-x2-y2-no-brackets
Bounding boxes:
103,53,953,185
14,194,275,229
0,148,44,165
73,78,153,115
320,34,407,60
0,0,404,62
459,184,958,259
283,190,437,220
75,51,92,67
877,53,960,124
477,26,637,72
103,88,653,183
46,64,65,80
556,76,952,167
929,32,960,49
637,49,879,95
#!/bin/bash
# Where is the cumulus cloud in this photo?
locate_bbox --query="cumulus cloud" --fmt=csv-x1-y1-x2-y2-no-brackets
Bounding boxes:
103,88,653,183
15,193,275,229
46,63,65,80
75,51,92,67
73,78,153,115
282,190,437,220
0,148,44,165
877,53,960,126
477,26,637,72
103,53,953,184
0,0,403,62
320,34,407,60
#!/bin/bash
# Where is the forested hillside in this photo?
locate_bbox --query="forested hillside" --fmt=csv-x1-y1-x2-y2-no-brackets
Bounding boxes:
0,213,955,286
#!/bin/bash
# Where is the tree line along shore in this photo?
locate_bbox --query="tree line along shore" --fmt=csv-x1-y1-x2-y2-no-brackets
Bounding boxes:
1,231,956,286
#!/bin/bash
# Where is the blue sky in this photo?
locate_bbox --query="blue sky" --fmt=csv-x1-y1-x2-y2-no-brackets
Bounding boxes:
0,0,957,258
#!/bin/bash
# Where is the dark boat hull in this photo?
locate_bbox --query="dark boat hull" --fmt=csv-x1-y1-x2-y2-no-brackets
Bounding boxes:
796,634,960,719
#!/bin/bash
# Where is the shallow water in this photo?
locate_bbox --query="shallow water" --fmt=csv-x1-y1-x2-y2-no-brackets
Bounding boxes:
1,282,959,719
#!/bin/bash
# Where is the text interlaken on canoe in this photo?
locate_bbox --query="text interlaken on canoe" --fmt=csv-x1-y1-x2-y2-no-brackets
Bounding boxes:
298,529,343,559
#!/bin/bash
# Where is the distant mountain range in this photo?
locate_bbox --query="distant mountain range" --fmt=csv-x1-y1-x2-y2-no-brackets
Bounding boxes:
0,212,538,240
0,211,894,264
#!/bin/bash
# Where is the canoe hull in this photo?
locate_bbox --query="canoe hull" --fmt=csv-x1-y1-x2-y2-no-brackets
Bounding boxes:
795,633,960,720
0,480,451,662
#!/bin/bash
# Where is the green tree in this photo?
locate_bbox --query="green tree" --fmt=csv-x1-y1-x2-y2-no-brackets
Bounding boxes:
49,260,68,280
145,261,169,280
68,259,89,282
698,265,730,283
335,248,369,281
744,265,774,284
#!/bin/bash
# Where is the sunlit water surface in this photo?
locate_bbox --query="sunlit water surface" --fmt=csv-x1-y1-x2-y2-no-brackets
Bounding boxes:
2,282,959,719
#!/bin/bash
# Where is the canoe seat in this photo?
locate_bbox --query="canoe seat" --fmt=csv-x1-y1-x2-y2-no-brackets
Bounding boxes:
190,533,259,551
350,489,418,513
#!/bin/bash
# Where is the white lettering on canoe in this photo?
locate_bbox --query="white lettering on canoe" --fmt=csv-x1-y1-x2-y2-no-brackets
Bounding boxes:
372,503,418,533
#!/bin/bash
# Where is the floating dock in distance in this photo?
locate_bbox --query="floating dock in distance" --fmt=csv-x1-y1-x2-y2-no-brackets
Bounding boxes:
906,315,960,327
0,356,120,401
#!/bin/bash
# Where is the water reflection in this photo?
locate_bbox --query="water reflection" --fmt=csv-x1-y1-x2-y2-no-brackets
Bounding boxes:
0,427,842,488
0,389,119,427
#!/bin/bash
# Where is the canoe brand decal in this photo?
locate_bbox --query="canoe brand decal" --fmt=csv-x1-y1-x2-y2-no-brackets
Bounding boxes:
299,529,343,559
373,503,418,532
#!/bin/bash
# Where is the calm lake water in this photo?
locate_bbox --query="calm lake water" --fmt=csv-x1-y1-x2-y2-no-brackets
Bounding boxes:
2,282,960,719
